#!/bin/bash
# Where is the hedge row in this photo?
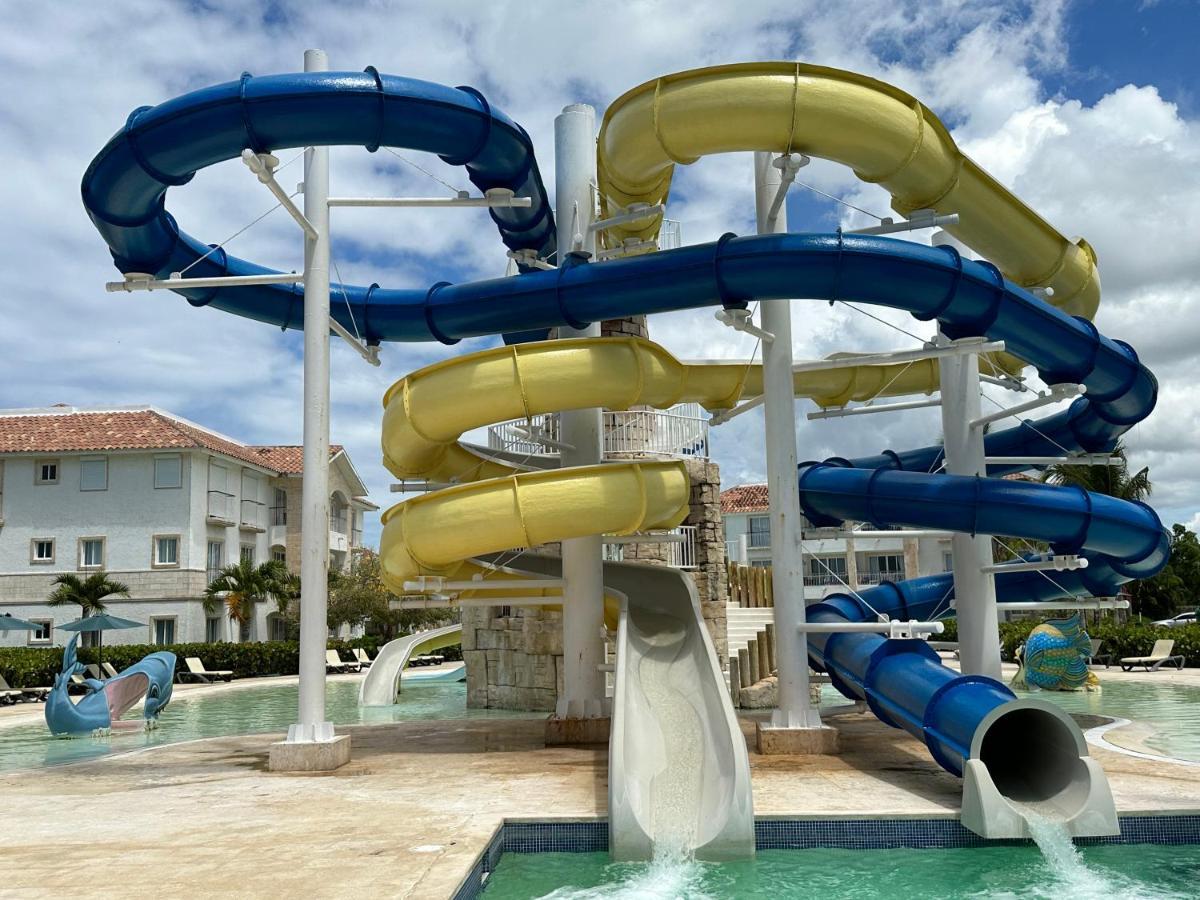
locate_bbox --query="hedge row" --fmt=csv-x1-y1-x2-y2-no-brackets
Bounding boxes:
938,618,1200,666
0,635,455,688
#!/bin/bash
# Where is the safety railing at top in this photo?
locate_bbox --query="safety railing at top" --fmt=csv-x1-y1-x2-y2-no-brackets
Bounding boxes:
487,402,709,460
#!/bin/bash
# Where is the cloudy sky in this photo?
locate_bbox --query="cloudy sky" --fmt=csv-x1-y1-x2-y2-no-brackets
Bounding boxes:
1,0,1197,546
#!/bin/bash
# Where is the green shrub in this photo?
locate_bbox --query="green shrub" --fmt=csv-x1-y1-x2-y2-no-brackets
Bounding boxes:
0,637,386,688
938,617,1200,665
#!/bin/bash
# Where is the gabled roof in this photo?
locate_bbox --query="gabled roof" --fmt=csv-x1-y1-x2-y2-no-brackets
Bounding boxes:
720,483,770,514
0,406,364,493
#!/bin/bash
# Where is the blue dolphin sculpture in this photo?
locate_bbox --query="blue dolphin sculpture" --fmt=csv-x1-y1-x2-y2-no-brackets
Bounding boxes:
45,635,176,736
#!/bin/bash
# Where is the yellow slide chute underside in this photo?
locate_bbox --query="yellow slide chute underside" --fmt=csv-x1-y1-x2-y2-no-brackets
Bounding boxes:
379,336,949,594
596,62,1100,321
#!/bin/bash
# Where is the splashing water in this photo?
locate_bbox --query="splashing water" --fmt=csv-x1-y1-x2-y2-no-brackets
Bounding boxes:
1023,813,1189,900
535,855,714,900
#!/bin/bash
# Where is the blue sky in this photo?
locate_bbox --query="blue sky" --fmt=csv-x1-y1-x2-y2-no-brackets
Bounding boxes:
1,0,1198,547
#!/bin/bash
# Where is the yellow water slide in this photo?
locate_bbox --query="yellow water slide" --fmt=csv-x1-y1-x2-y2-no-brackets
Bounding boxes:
596,62,1099,320
378,336,944,593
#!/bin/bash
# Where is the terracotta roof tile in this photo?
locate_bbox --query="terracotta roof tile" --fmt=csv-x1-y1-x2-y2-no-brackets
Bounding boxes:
0,409,341,476
720,483,770,514
247,444,344,474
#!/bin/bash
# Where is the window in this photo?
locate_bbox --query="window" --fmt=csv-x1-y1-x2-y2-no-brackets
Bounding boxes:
79,456,108,491
151,617,176,646
863,554,904,583
943,551,954,573
750,560,772,568
206,540,224,582
154,454,182,489
27,619,52,645
35,459,59,484
271,487,287,526
30,538,55,564
748,515,771,549
807,555,848,585
271,549,286,563
79,537,105,569
267,614,288,642
240,544,255,564
153,535,180,568
205,617,222,643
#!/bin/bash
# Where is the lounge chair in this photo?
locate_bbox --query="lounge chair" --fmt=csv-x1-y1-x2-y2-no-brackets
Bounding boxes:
0,674,51,703
85,664,103,680
325,650,358,673
353,648,372,668
179,657,233,683
1120,639,1186,672
101,662,121,680
1087,639,1112,668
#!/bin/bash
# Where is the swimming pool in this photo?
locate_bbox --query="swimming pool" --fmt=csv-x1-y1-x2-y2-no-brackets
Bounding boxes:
0,678,534,773
481,843,1200,899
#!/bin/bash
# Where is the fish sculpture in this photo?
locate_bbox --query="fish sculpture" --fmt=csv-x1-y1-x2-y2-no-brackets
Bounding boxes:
45,635,175,736
1011,612,1099,692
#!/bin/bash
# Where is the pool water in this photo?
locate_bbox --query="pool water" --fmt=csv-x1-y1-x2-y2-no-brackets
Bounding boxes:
481,842,1200,899
0,678,533,773
820,678,1200,763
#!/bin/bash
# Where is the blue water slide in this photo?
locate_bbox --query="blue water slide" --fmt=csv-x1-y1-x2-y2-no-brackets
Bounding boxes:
81,69,555,284
83,77,1167,804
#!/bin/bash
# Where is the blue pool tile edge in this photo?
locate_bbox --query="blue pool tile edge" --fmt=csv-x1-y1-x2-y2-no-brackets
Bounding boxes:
452,813,1200,899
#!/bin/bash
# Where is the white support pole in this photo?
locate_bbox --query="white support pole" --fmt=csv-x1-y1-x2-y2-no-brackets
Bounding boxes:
289,47,334,745
755,151,821,730
555,103,607,721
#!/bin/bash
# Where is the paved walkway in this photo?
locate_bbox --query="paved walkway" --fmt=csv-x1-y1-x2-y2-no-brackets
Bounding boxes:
0,691,1197,899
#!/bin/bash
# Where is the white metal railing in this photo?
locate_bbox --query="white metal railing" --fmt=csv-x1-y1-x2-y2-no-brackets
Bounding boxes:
487,403,709,460
601,525,697,570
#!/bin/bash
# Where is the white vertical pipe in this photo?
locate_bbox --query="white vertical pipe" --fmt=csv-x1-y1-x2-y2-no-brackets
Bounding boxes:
555,104,607,719
754,152,820,729
290,48,334,743
933,233,1002,680
738,533,749,566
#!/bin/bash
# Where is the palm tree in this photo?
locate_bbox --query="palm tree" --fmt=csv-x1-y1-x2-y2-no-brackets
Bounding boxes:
47,573,131,660
1042,439,1152,620
204,559,293,641
1041,439,1151,502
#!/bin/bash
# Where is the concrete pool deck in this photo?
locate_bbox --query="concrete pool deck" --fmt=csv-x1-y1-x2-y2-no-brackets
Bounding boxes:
1,667,1198,898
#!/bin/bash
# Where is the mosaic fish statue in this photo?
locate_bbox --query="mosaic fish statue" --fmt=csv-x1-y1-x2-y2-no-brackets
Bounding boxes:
1012,613,1099,692
45,635,176,736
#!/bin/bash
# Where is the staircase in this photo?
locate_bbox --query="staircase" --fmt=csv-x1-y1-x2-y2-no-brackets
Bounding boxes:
723,603,775,686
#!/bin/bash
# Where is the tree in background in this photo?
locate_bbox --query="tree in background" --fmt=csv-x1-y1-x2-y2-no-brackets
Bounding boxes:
1042,438,1151,503
204,558,294,639
327,549,455,639
46,572,130,617
1128,524,1200,620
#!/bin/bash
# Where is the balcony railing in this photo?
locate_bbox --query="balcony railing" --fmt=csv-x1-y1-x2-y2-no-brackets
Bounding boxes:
857,571,902,586
803,573,848,586
665,525,698,570
207,490,234,522
270,505,287,526
240,498,265,530
487,403,709,460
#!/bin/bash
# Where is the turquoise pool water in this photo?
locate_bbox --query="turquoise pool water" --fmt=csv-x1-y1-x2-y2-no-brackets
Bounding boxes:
0,678,533,773
482,843,1200,899
820,678,1200,763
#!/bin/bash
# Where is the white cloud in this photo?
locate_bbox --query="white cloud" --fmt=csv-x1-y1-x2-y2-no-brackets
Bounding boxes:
0,0,1195,551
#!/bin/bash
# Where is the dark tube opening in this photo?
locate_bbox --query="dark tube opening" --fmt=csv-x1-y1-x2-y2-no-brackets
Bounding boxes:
978,706,1086,804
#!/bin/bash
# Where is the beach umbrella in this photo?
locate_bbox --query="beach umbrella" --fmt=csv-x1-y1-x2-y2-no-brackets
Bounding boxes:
0,613,41,632
58,613,145,671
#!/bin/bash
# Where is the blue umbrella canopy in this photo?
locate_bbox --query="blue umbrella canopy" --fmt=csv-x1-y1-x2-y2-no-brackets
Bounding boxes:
58,613,145,632
0,613,41,631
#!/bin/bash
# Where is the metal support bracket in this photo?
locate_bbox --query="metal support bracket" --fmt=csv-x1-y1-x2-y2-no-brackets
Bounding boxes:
765,154,810,230
328,188,533,208
715,307,774,342
847,209,960,236
970,383,1085,430
241,149,318,240
982,555,1088,575
808,396,942,420
107,271,304,293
